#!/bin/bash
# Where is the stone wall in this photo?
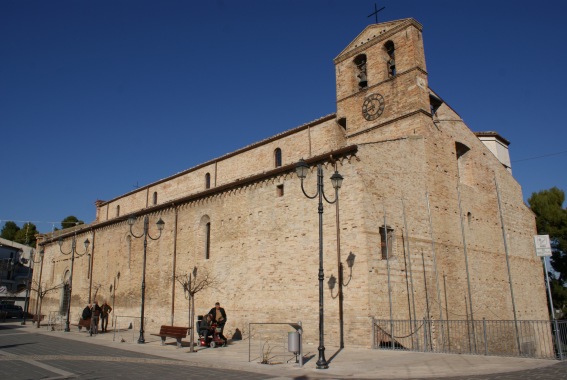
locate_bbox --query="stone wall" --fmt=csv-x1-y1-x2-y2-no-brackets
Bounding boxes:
31,18,547,350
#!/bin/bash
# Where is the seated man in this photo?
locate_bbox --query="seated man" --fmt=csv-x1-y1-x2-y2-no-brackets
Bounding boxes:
208,302,227,342
199,314,213,340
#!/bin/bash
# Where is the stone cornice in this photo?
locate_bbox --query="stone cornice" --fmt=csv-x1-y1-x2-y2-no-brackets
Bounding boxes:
42,145,358,244
99,114,337,208
346,109,431,139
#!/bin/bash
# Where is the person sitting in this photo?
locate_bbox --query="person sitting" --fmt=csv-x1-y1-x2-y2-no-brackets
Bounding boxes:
199,314,213,341
208,302,227,342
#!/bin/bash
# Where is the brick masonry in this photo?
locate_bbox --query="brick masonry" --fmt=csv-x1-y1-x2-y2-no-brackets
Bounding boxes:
33,18,548,350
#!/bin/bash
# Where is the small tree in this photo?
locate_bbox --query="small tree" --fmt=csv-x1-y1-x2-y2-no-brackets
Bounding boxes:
175,267,219,352
0,221,20,241
92,282,102,302
30,280,64,328
60,216,85,230
528,187,567,316
0,221,38,247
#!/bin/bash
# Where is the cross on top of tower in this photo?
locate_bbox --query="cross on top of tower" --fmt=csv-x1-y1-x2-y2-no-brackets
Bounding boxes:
367,3,385,24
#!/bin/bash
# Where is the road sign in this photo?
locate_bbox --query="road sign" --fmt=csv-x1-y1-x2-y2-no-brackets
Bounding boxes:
534,235,552,257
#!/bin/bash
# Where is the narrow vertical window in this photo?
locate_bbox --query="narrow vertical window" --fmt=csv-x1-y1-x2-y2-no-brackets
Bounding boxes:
385,41,396,77
60,270,71,315
205,222,211,259
116,205,120,217
205,173,211,189
277,184,284,197
380,225,394,260
354,54,368,89
274,148,282,168
153,192,158,205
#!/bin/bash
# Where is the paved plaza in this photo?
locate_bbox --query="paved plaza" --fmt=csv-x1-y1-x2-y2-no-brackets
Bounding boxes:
0,320,566,379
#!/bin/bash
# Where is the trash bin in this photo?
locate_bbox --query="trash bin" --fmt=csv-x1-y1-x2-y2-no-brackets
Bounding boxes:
288,331,299,353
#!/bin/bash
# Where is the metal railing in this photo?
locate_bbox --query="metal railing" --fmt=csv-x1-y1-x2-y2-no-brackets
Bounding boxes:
248,322,303,366
112,315,143,343
373,318,566,360
46,310,65,331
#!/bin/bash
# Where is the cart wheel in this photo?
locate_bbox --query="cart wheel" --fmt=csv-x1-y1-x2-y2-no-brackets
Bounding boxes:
210,341,216,348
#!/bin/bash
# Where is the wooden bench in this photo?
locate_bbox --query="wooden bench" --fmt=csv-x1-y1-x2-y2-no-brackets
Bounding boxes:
151,325,190,348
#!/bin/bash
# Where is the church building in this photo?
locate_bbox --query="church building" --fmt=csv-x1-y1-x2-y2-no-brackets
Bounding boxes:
34,18,548,351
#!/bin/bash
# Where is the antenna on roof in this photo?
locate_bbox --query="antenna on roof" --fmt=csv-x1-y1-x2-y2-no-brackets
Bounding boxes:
133,181,139,189
367,3,385,24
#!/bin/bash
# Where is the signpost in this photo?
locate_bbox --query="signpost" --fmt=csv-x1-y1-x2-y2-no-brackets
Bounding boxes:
534,234,563,359
534,235,552,257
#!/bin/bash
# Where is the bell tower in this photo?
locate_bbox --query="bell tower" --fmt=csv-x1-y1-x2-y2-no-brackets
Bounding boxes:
334,18,431,139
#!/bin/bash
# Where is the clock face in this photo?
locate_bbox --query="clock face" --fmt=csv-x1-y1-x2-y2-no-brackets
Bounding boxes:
362,93,385,121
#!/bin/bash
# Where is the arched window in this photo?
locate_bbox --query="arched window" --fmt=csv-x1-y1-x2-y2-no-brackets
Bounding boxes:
205,173,211,189
384,41,396,77
116,205,120,217
200,215,211,259
153,192,158,205
353,54,368,89
274,148,282,168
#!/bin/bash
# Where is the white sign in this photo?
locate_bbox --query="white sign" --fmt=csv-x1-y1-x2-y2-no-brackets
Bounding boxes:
534,235,552,257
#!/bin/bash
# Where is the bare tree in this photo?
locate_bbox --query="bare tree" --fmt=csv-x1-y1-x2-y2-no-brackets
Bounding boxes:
175,267,219,352
30,280,64,328
92,282,102,302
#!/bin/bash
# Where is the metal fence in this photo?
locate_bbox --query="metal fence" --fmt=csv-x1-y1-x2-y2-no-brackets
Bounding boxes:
373,318,566,360
248,322,303,366
46,310,65,331
112,315,144,343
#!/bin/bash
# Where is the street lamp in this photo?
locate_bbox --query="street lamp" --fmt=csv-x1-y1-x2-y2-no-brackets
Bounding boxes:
33,247,45,328
295,158,343,369
128,215,165,344
22,248,44,325
110,271,120,329
58,234,90,332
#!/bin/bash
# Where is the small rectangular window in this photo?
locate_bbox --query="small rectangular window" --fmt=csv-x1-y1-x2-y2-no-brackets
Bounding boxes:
277,184,284,197
380,225,394,260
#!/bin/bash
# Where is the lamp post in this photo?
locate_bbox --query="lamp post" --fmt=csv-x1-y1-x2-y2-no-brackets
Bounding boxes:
111,271,120,328
295,159,343,369
58,234,90,332
33,247,45,328
22,248,43,325
328,252,355,348
128,215,165,344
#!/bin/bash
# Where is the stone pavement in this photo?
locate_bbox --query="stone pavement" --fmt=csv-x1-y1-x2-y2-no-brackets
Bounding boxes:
3,321,567,379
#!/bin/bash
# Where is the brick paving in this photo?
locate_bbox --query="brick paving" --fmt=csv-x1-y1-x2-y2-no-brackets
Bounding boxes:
1,322,565,379
0,325,274,379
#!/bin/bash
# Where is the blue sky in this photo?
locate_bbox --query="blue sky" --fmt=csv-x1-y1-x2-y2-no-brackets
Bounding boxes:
1,0,566,233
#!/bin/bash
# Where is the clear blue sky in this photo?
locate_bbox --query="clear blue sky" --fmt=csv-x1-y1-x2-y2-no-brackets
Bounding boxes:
1,0,566,233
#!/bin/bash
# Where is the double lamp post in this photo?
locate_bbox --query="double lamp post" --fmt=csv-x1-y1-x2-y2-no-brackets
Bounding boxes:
58,234,90,332
128,215,164,344
295,159,343,370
